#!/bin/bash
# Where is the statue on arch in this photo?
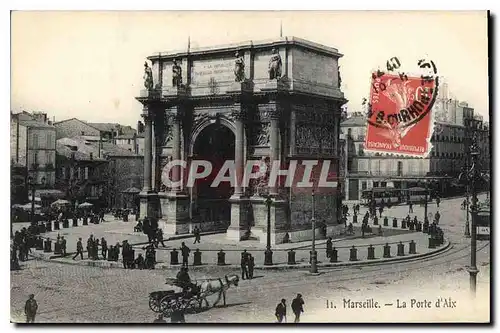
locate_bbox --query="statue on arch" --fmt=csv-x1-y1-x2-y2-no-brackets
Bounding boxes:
172,59,183,88
268,48,282,80
143,62,154,91
234,51,245,82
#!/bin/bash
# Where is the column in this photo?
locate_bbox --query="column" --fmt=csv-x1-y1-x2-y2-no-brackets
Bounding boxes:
233,105,245,197
171,110,182,193
154,113,164,192
142,107,153,193
268,105,280,197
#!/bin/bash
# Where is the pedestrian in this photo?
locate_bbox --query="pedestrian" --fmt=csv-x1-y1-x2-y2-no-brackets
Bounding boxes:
24,294,38,323
193,226,201,244
156,228,166,247
378,206,383,218
275,298,287,323
409,202,413,213
60,236,67,256
240,249,249,280
86,235,94,259
101,237,108,259
352,213,357,224
247,254,255,279
436,197,440,208
326,237,332,258
291,293,305,323
73,237,84,260
181,242,190,268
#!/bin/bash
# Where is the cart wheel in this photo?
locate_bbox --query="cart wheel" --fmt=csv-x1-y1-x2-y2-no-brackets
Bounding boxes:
148,297,161,313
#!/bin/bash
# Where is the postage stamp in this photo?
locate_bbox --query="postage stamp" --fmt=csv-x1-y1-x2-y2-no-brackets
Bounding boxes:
365,57,439,157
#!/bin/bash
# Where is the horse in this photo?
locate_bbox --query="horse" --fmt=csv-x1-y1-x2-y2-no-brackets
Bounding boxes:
198,274,239,307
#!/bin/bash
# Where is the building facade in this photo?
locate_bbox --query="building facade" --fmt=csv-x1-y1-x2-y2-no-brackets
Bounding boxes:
56,138,109,209
136,37,346,244
341,111,479,201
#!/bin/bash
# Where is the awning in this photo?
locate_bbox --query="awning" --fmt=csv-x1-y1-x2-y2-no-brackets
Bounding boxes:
35,189,65,198
122,187,141,194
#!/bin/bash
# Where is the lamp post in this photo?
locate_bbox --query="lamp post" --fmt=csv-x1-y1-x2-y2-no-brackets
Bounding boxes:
27,176,46,226
464,184,471,238
467,135,481,296
310,189,318,274
423,180,428,223
264,195,273,265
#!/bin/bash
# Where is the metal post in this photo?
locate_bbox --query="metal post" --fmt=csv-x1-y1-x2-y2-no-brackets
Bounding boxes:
465,186,470,237
310,189,318,274
29,178,36,225
424,180,428,222
264,196,273,265
468,138,480,297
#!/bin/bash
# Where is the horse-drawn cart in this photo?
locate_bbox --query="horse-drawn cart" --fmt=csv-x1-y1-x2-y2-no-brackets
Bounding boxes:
148,275,239,316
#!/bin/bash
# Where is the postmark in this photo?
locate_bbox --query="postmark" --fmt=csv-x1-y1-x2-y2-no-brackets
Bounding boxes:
364,57,439,157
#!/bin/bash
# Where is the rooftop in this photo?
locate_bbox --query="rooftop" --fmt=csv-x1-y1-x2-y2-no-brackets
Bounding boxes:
148,36,343,60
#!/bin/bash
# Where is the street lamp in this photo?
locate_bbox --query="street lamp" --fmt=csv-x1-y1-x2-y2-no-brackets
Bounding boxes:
459,133,483,296
310,189,318,274
264,195,273,266
423,180,428,224
27,176,46,225
464,179,471,238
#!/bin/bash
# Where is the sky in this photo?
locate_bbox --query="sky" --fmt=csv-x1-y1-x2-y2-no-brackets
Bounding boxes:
10,11,489,128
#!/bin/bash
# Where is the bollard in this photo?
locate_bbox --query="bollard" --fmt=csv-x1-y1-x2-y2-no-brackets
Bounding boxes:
36,237,44,250
217,250,226,266
54,242,61,255
397,242,405,256
383,243,391,258
401,220,406,229
287,249,296,265
72,218,78,227
170,249,179,265
409,240,416,254
330,247,338,263
392,219,398,228
44,239,52,253
383,217,388,226
367,245,375,260
349,246,358,261
193,249,202,266
428,236,436,249
45,221,52,232
63,219,69,228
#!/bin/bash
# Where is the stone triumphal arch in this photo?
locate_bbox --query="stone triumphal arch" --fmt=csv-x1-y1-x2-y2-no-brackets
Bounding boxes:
135,37,346,245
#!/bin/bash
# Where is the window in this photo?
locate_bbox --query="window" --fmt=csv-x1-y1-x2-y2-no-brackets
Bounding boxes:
381,181,387,187
373,182,379,188
397,161,403,176
127,139,131,144
361,181,367,190
33,133,39,149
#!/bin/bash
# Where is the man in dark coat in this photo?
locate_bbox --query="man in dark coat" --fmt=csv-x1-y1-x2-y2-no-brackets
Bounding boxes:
291,293,305,323
275,298,287,323
240,250,249,280
101,237,108,259
180,242,190,268
193,226,201,244
86,235,94,259
247,254,255,279
24,294,38,323
156,228,166,247
73,237,84,260
60,236,67,256
326,237,333,258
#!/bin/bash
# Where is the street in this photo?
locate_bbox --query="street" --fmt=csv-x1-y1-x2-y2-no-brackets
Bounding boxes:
10,195,490,323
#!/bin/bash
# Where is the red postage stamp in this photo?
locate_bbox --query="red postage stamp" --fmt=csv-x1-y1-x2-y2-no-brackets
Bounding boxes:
365,58,439,157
